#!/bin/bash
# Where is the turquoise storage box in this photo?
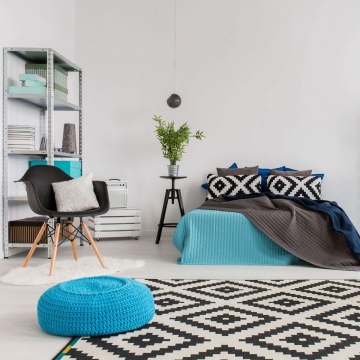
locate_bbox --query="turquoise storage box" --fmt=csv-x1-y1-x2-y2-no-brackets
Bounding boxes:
19,74,46,83
8,84,67,94
21,80,45,87
8,83,68,101
29,161,81,178
8,86,46,95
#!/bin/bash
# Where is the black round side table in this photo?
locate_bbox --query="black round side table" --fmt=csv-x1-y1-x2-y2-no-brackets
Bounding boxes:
155,176,187,244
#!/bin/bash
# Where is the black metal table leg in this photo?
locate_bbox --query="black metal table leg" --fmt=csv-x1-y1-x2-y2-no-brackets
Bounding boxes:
176,189,185,216
171,178,175,204
155,189,171,244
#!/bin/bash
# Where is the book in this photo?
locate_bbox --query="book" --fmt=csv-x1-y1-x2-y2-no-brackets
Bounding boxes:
19,74,46,84
8,126,35,130
8,131,35,134
8,144,35,149
8,137,35,140
8,132,35,135
7,139,35,145
8,136,35,142
8,124,35,127
21,80,45,87
8,127,35,130
8,130,34,134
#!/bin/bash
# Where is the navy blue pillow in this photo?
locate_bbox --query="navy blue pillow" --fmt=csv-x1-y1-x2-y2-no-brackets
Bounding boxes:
201,163,237,190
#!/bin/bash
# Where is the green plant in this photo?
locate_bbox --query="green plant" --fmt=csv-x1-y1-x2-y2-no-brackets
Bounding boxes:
153,115,205,165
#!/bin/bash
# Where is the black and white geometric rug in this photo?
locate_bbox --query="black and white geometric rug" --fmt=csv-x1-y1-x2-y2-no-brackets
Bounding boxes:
54,279,360,360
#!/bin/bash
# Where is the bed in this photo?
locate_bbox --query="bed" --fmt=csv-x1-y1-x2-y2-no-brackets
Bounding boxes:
172,165,360,270
173,209,305,265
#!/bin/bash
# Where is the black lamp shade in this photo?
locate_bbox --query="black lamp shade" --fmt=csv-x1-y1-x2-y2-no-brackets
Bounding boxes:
167,94,181,108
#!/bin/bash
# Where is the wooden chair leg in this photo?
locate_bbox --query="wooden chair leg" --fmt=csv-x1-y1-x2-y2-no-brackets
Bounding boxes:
49,223,61,276
82,221,106,268
23,222,47,268
68,222,78,261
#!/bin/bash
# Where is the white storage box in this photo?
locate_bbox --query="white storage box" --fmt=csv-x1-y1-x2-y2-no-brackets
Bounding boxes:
88,208,140,239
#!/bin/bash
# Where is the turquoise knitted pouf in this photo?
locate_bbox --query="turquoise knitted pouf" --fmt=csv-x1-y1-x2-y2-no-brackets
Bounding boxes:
37,276,155,336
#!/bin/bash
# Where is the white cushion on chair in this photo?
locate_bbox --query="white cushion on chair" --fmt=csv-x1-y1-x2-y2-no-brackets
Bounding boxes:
52,172,100,212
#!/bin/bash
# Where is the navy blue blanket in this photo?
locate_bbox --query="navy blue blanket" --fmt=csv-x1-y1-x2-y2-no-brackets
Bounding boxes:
223,193,360,261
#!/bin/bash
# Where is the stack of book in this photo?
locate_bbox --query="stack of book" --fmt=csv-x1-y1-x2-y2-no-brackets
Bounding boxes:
8,125,35,150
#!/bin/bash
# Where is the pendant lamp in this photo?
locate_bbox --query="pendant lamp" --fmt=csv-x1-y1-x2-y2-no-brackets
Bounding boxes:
167,0,181,108
167,93,181,108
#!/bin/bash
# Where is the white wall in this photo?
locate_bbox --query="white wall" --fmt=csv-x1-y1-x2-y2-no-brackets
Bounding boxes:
75,0,360,234
0,0,76,258
1,0,360,258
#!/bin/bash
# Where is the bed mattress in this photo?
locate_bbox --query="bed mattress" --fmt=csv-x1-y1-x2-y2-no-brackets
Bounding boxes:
173,209,305,265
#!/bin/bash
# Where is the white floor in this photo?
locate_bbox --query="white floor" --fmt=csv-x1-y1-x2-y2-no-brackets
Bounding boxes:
1,232,360,360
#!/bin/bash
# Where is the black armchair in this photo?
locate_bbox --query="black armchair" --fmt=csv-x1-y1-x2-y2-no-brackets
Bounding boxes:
17,165,110,276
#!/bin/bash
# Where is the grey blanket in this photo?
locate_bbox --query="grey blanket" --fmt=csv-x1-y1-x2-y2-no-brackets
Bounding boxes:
199,196,360,270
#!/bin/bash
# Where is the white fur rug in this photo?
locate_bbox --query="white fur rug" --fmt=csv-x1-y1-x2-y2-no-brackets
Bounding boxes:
0,256,145,286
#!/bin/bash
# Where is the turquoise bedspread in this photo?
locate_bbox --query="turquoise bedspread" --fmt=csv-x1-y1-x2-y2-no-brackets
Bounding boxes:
173,209,305,265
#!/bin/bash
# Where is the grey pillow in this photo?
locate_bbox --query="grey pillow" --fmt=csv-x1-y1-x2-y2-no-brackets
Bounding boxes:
52,172,100,212
269,169,312,176
217,165,259,177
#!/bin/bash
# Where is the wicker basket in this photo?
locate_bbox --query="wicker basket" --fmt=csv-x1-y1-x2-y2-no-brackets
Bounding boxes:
9,217,73,244
9,217,48,244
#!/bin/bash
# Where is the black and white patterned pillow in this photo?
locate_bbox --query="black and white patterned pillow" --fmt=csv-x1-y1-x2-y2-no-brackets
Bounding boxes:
207,174,261,200
267,175,323,200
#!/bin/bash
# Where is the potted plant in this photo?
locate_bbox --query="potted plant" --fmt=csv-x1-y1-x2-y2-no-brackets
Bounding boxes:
153,115,205,176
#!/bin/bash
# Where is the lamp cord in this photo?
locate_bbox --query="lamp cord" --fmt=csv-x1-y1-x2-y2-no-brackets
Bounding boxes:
174,0,177,93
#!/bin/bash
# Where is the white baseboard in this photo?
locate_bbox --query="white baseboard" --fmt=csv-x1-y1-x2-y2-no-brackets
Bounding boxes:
140,229,175,236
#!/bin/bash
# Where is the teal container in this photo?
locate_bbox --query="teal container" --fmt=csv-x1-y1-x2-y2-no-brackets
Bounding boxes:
29,161,82,178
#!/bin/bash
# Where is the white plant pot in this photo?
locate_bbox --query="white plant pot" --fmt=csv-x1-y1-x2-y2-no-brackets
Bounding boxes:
168,165,179,177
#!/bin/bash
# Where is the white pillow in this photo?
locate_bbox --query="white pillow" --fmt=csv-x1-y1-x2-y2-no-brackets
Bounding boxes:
52,172,100,212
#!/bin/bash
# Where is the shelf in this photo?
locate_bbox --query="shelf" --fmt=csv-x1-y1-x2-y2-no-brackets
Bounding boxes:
8,149,81,158
7,94,81,111
6,47,81,72
8,197,28,201
8,243,48,248
3,47,82,259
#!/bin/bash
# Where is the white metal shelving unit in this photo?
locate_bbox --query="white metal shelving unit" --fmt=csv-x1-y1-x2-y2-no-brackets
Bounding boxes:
2,47,82,258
